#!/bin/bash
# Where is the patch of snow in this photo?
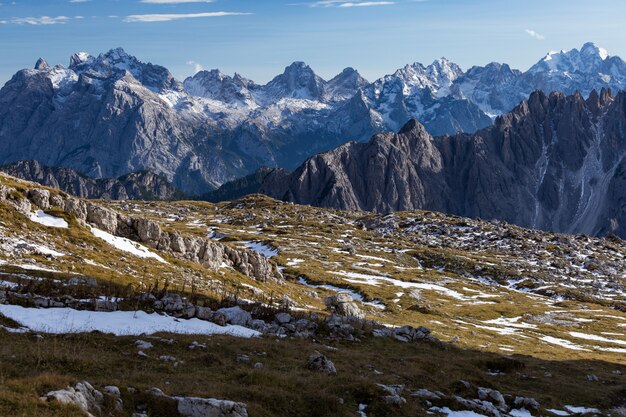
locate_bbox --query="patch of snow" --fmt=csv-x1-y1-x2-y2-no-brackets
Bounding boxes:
430,406,488,417
510,409,533,417
28,210,68,228
0,304,259,337
569,331,626,346
333,270,469,300
12,264,61,273
297,276,385,309
547,410,571,416
483,317,537,329
540,335,587,351
564,406,600,414
594,346,626,353
90,227,166,263
242,241,278,258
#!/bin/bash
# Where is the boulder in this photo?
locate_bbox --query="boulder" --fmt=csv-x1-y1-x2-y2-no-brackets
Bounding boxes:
274,312,292,324
513,396,540,411
393,325,431,343
176,397,248,417
216,306,251,326
195,306,213,321
160,293,184,312
68,276,98,287
27,188,50,209
85,203,118,234
41,381,104,417
102,386,123,412
324,293,365,319
477,388,507,410
306,351,337,375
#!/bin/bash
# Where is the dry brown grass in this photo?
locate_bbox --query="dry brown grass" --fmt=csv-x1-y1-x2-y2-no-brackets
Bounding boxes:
0,328,624,417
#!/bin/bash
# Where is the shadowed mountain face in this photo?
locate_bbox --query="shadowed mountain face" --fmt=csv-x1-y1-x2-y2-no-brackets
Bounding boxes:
0,160,183,200
260,89,626,238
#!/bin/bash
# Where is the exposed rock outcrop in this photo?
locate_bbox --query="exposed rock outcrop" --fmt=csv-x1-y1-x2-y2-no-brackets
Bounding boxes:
5,179,281,283
306,351,337,375
176,396,248,417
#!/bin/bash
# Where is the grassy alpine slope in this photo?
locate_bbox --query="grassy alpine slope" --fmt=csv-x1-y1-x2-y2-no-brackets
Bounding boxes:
0,172,624,416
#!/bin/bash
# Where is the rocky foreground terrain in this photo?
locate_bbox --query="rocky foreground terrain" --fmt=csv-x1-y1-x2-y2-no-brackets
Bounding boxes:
0,172,624,416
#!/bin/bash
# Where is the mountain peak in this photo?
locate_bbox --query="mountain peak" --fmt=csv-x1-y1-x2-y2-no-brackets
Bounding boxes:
103,47,132,61
580,42,609,60
69,52,93,68
263,61,325,101
398,118,429,136
34,58,49,71
283,61,315,76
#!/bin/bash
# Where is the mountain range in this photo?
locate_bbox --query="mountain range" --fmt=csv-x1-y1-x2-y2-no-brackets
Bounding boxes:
0,43,625,195
260,89,626,238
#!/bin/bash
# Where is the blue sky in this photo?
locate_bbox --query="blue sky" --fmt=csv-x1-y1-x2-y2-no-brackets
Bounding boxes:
1,0,625,85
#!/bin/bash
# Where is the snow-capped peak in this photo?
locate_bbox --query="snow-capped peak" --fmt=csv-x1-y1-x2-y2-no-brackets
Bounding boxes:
261,61,326,101
533,42,611,73
69,52,94,68
580,42,609,60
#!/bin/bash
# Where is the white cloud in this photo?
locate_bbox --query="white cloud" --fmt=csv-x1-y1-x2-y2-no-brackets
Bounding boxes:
187,60,203,73
338,1,395,6
525,29,545,40
141,0,214,3
69,0,92,3
1,15,71,25
124,11,250,22
308,0,395,7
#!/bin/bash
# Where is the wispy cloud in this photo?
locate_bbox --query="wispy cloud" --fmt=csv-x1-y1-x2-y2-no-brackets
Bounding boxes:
186,60,204,73
525,29,545,40
307,0,395,7
0,15,71,25
140,0,215,3
124,11,250,22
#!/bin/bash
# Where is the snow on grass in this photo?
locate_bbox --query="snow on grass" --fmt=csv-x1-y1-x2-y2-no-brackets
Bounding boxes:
286,258,305,266
243,241,278,258
595,346,626,353
546,410,570,416
483,317,537,329
297,276,385,309
430,407,488,417
0,237,64,257
0,304,259,338
13,264,61,273
564,406,600,414
28,210,68,228
355,254,394,263
569,331,626,346
31,243,65,257
509,409,533,417
90,227,166,263
540,335,587,351
333,270,468,300
455,320,521,336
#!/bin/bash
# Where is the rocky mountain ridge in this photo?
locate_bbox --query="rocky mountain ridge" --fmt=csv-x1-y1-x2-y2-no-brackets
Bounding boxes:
0,160,184,200
1,43,624,195
260,89,626,238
